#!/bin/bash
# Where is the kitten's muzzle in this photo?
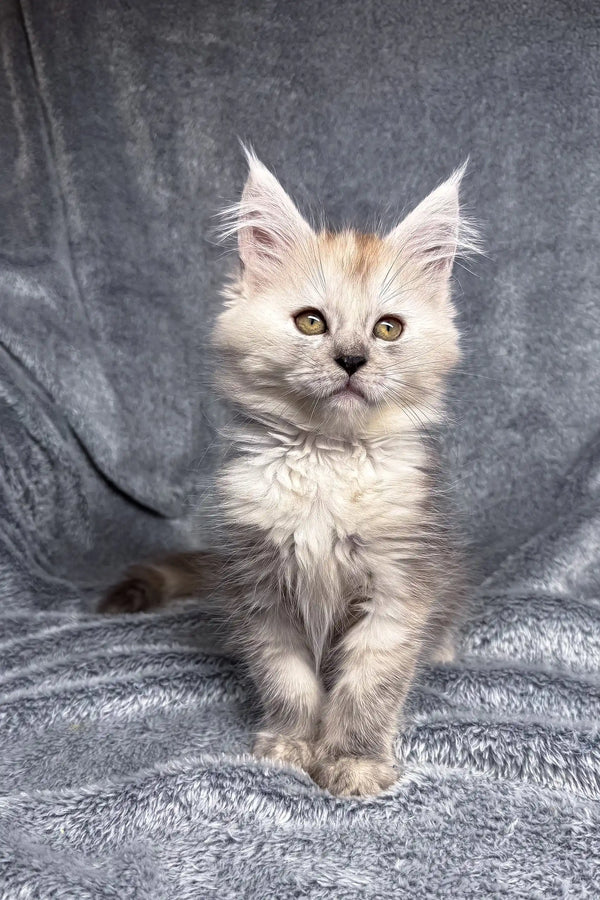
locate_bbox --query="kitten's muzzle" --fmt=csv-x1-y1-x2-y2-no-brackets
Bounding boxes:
335,355,367,376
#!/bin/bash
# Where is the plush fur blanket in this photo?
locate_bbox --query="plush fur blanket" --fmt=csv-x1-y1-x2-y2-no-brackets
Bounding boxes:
0,0,599,896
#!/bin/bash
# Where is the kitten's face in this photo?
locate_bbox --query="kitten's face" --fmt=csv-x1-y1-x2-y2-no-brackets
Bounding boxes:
213,154,470,435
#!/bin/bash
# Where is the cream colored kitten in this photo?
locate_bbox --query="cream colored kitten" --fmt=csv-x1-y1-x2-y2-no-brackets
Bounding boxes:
101,151,477,797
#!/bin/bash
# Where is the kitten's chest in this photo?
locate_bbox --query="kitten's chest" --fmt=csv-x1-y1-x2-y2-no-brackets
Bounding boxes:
220,429,424,579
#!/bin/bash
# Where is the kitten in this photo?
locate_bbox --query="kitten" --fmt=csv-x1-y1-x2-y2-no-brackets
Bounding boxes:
100,150,477,797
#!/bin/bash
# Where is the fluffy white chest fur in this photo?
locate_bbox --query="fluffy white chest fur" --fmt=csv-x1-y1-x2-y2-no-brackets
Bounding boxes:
219,421,428,654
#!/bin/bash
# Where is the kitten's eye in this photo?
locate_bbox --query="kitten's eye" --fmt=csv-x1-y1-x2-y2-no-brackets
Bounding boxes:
294,309,327,336
373,316,404,341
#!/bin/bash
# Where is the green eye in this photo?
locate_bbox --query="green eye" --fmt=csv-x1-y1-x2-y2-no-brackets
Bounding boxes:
373,316,404,341
294,309,327,336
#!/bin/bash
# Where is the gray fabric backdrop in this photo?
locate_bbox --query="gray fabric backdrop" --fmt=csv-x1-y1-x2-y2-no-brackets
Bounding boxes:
0,0,599,896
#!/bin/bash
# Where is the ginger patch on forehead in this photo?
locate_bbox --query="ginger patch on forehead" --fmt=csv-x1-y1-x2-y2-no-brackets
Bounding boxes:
318,230,384,281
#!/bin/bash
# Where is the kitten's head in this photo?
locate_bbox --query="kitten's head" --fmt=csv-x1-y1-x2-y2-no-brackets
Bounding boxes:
213,150,476,436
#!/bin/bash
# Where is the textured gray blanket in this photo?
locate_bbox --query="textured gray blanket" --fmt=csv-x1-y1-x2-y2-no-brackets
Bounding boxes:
1,0,599,896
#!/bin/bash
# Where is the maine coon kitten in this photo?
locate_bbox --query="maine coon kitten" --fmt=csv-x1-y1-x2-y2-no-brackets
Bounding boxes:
100,151,476,797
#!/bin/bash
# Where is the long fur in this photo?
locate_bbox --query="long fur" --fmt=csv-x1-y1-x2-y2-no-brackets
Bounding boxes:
101,152,478,797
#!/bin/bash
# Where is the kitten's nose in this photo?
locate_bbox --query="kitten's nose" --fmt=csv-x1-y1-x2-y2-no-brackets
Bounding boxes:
335,355,367,376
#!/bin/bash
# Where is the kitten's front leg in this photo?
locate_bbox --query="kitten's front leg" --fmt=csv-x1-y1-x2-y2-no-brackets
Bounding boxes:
312,603,424,797
244,603,323,772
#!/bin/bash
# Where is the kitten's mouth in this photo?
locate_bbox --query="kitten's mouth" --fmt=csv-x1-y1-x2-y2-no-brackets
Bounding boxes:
331,380,367,402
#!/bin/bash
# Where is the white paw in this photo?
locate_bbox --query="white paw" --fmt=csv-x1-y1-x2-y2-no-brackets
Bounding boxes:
310,756,397,797
253,732,314,771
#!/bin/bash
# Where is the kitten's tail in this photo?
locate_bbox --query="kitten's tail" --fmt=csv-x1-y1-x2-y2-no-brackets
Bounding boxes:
98,551,223,615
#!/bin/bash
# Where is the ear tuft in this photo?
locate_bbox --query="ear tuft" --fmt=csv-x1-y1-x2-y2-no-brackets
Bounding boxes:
385,163,480,284
219,147,313,287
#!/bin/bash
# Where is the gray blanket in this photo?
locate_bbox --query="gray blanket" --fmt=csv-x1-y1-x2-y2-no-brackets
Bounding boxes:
1,0,599,896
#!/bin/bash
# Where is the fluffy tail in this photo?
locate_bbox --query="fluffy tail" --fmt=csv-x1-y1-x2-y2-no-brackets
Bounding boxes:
98,551,222,614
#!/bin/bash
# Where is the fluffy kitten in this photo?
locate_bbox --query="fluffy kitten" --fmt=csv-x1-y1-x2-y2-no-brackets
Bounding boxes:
101,151,476,797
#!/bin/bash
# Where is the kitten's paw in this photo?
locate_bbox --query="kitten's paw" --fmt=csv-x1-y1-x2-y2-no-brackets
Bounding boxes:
253,732,314,771
98,568,165,615
310,756,397,797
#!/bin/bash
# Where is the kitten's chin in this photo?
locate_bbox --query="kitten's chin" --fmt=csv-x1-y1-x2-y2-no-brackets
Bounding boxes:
221,376,375,435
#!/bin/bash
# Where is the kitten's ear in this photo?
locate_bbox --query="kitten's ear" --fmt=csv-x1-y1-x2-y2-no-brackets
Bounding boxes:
385,165,473,288
230,149,313,286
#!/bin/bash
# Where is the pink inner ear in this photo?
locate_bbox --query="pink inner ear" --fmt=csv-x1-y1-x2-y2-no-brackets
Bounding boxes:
251,226,277,253
423,235,458,273
232,154,316,283
241,225,282,275
239,221,287,284
384,171,468,281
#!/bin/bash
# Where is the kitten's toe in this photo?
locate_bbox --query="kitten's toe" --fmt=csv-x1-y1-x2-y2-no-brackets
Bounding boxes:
98,569,164,615
310,756,397,797
253,732,314,771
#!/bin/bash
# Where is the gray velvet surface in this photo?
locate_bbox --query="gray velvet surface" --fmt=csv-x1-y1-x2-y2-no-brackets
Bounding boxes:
0,0,599,896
